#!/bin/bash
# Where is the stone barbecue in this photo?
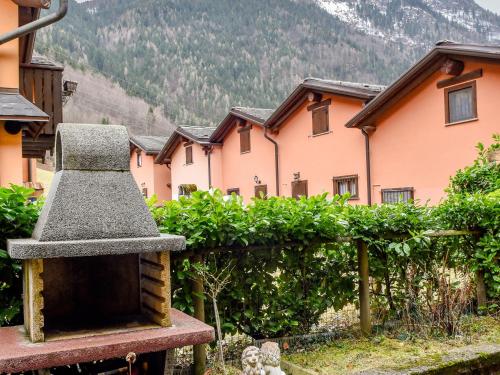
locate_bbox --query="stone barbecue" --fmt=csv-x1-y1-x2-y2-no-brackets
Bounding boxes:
8,123,185,343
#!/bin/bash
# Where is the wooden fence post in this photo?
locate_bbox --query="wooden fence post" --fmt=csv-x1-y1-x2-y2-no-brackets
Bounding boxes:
476,269,487,312
192,254,206,375
357,240,371,336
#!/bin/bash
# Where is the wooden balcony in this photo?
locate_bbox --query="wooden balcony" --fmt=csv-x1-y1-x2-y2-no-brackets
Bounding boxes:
20,58,63,158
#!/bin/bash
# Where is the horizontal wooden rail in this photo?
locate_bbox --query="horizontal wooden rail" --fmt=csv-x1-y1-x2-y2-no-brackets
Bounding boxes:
170,229,479,260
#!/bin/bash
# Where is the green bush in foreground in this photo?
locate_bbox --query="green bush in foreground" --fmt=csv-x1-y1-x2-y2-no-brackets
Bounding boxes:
0,185,41,326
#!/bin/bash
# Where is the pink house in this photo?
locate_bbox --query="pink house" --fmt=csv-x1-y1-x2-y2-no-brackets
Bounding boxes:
346,41,500,205
264,78,384,203
210,107,275,200
155,126,221,200
129,135,171,201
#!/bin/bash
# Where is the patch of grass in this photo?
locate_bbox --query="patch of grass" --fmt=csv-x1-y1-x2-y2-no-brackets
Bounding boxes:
283,316,500,374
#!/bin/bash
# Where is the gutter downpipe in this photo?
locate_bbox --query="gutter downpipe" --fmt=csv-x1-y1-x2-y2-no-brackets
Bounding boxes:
0,0,68,45
264,127,279,196
207,146,212,189
362,128,372,206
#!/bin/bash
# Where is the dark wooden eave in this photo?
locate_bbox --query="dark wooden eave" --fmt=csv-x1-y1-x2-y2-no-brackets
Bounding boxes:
155,127,219,165
265,79,383,130
345,41,500,129
210,107,273,143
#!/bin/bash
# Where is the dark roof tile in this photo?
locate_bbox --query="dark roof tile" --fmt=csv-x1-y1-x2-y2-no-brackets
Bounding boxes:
0,89,49,121
130,135,168,154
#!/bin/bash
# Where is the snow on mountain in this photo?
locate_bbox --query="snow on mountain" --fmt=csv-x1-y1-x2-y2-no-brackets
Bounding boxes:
315,0,500,45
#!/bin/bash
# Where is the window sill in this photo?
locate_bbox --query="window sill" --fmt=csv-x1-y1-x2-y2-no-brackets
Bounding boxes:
310,130,332,138
240,151,251,154
184,163,193,166
445,118,478,127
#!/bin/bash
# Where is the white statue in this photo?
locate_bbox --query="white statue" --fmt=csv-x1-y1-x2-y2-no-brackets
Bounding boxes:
260,342,285,375
241,346,264,375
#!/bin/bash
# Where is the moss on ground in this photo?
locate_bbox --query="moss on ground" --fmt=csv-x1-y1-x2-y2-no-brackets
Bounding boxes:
283,316,500,375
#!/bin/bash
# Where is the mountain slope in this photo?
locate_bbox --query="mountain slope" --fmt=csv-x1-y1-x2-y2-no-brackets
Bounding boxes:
36,0,500,128
62,65,174,136
316,0,500,45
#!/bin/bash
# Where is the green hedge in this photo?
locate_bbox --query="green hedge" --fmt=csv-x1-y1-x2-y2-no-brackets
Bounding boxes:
150,137,499,337
151,188,498,337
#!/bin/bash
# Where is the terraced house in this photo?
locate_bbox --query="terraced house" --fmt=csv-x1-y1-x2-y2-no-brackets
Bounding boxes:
346,41,500,204
210,107,275,199
155,125,221,200
129,135,170,201
157,79,384,203
153,42,498,205
265,78,384,203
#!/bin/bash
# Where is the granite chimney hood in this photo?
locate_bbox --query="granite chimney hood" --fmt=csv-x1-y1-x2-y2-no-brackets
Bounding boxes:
8,123,184,259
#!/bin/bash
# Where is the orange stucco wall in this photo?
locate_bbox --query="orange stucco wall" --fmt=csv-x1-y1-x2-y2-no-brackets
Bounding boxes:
0,2,23,187
0,125,23,186
370,59,499,205
277,94,368,202
0,0,19,89
130,151,172,202
170,142,221,200
220,124,276,202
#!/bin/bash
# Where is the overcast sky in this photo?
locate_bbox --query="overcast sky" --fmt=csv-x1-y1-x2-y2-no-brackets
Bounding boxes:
475,0,500,14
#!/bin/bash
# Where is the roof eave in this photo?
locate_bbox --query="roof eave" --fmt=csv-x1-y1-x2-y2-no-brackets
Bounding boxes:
0,115,49,122
345,45,500,129
230,109,266,126
345,49,444,128
211,110,267,143
129,139,161,155
266,83,379,129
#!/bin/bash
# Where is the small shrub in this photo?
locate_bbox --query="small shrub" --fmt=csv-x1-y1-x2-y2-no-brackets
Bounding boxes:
0,185,41,326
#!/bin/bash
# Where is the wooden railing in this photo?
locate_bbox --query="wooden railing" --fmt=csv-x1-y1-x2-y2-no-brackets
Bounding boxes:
20,62,63,136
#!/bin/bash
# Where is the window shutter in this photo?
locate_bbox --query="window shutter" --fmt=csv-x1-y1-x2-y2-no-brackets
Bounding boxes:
185,146,193,164
227,188,240,196
312,106,329,135
240,129,251,153
444,81,477,124
291,180,308,199
254,184,268,199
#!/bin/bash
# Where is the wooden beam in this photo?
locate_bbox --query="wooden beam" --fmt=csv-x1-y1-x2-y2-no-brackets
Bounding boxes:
440,58,464,76
170,230,479,260
307,92,322,103
307,98,332,112
23,259,44,342
192,254,206,375
357,240,371,336
437,68,483,89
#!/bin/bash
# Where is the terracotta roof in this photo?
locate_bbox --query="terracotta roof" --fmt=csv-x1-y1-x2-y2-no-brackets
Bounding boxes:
155,126,218,164
210,107,274,143
130,135,168,155
0,88,49,122
346,41,500,129
266,77,384,129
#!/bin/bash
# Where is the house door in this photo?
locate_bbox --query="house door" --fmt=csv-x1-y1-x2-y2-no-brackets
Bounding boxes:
291,180,308,199
254,184,268,199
